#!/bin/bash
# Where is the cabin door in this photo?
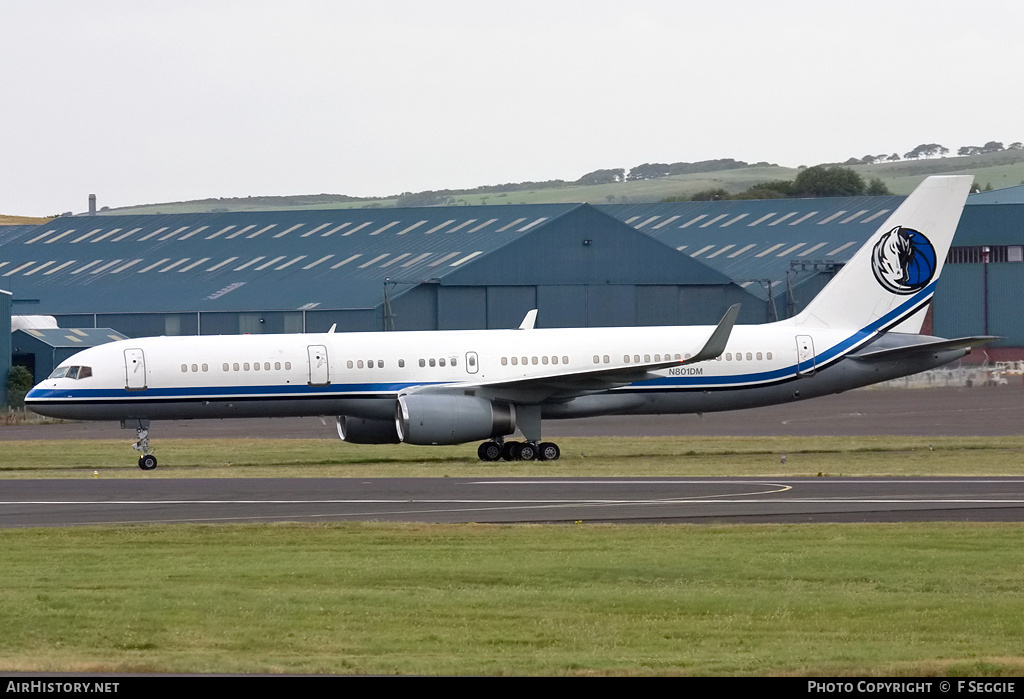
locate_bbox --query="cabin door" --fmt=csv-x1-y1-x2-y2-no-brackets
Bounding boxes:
124,349,147,390
795,335,816,376
307,345,330,386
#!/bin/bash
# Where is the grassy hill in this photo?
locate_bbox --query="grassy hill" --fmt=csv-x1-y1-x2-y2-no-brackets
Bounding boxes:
89,149,1024,216
0,214,55,226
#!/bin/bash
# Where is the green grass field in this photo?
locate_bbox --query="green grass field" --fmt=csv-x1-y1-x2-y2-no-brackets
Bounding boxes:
2,434,1023,676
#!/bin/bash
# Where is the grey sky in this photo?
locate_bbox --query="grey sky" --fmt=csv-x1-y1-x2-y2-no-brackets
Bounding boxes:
2,0,1021,216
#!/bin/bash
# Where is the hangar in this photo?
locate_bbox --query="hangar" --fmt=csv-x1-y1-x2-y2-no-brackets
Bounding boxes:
3,184,1024,399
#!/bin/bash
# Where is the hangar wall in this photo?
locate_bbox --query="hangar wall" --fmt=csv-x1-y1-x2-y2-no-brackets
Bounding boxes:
1,289,11,406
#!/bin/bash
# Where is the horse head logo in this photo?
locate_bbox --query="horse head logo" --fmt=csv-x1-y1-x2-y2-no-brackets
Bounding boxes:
871,226,936,295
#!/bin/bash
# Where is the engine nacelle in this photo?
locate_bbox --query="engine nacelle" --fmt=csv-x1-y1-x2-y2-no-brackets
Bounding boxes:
336,415,401,444
395,394,516,445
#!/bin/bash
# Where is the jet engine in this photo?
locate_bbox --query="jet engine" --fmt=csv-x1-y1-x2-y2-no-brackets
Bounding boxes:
395,394,516,445
335,416,401,444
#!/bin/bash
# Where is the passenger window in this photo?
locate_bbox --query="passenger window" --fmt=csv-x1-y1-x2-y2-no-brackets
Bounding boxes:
451,358,457,366
180,364,187,373
563,356,568,364
233,363,240,371
285,362,291,370
603,355,609,364
542,356,548,365
254,362,260,371
756,352,763,361
244,363,250,371
275,362,281,370
223,363,230,372
347,360,353,369
399,359,405,368
264,362,270,371
439,358,446,367
357,360,364,369
767,352,773,360
419,359,426,367
502,357,508,366
429,358,436,367
511,357,518,365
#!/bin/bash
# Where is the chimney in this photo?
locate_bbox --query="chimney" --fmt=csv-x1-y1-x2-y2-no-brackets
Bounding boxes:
88,194,97,216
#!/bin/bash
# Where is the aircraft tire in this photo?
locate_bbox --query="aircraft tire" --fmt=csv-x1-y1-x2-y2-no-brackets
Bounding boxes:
502,442,522,461
478,441,502,461
538,442,560,461
138,454,158,470
518,442,538,461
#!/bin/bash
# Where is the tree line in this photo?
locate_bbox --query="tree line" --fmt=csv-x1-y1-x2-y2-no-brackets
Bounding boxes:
664,165,891,202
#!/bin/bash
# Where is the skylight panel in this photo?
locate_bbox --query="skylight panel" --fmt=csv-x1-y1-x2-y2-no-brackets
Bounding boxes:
496,218,526,232
396,221,428,236
797,242,828,257
253,256,287,270
300,223,332,237
424,219,456,235
400,253,432,267
775,243,806,257
178,258,212,272
446,219,478,234
839,210,869,224
110,260,143,273
705,244,735,258
112,227,143,242
89,260,124,275
178,226,209,240
138,227,169,241
826,242,858,256
72,260,107,275
451,251,484,266
651,215,681,229
206,225,237,240
690,245,716,257
159,226,190,241
226,225,257,239
755,243,786,257
817,211,847,225
71,228,103,243
233,257,266,271
720,214,749,227
768,213,798,226
136,259,171,274
3,261,35,276
341,222,374,236
302,255,334,269
44,261,77,275
273,224,304,238
860,209,890,224
369,221,401,236
679,215,707,228
321,223,352,237
274,256,306,270
789,212,818,225
91,228,123,243
23,229,57,244
205,257,238,272
23,261,56,275
468,218,498,232
747,213,776,226
358,254,390,268
518,218,548,232
44,230,75,244
635,216,660,228
380,253,411,268
728,244,757,258
246,225,277,238
330,254,362,268
429,252,461,266
700,214,729,228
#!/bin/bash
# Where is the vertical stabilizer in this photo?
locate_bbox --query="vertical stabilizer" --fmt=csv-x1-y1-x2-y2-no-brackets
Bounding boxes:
793,175,972,333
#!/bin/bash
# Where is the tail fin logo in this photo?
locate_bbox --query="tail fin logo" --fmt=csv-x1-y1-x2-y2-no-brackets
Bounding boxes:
871,226,937,295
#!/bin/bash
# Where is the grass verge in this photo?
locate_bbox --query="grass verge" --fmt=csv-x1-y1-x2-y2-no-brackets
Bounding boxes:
1,521,1022,676
0,435,1022,478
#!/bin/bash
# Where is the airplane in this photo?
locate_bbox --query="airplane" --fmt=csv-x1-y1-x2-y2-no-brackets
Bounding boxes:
25,175,993,470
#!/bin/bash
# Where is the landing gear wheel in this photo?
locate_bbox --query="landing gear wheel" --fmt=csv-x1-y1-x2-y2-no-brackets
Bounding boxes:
502,441,522,461
138,454,158,470
478,441,503,461
538,442,560,461
518,442,538,461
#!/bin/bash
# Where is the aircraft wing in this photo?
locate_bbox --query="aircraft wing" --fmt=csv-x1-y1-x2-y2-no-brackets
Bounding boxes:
409,304,740,403
850,336,999,362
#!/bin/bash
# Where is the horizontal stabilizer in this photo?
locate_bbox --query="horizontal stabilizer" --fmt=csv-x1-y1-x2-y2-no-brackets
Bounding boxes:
851,336,999,362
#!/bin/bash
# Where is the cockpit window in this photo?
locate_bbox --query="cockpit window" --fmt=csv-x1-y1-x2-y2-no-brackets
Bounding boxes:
47,366,92,380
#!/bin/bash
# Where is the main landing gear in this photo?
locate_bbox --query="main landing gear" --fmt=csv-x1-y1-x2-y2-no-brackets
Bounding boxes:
477,439,561,461
125,419,158,470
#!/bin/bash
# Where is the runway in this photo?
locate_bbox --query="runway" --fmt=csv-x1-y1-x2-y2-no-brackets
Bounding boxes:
4,477,1024,527
2,386,1021,527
